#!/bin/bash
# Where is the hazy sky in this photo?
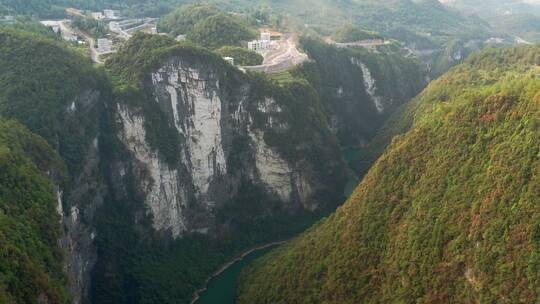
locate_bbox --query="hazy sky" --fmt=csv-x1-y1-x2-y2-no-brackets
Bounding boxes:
440,0,540,5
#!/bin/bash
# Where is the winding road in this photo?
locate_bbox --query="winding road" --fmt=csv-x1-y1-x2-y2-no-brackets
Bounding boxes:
73,26,102,64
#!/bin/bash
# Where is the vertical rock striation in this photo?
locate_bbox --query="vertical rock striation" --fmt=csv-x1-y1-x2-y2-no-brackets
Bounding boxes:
115,54,338,238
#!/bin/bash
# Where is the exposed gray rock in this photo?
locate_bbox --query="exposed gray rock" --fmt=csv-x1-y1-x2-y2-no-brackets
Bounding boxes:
115,57,328,238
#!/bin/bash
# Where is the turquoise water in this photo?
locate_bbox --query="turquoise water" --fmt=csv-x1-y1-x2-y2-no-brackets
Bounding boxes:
194,246,277,304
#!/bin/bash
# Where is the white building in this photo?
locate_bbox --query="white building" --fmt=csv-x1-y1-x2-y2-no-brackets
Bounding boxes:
97,38,113,53
223,57,235,66
109,21,120,31
0,15,15,24
176,34,187,41
63,33,78,42
91,12,104,20
104,9,120,19
260,32,271,42
247,40,270,52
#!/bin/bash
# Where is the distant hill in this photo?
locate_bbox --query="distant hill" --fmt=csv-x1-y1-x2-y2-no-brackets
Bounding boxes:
0,0,189,18
489,13,540,42
3,0,494,43
441,0,540,17
332,25,383,43
442,1,540,44
2,0,500,75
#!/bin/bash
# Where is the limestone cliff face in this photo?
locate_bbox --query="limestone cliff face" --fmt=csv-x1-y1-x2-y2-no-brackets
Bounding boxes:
58,143,101,304
351,57,385,114
55,91,105,304
54,38,417,303
114,56,332,238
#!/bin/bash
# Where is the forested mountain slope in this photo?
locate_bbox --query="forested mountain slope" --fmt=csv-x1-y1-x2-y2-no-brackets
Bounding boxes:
0,28,108,173
442,0,540,17
0,28,110,303
0,120,68,304
238,45,540,303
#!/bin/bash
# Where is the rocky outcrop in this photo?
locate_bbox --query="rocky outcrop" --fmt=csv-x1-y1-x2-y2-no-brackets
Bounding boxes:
117,105,189,237
114,55,337,238
56,92,105,304
351,58,384,113
59,158,101,304
250,129,293,202
299,37,427,147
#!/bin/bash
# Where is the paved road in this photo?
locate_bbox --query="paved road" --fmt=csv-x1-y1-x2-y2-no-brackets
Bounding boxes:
57,20,103,63
74,26,102,64
243,37,308,74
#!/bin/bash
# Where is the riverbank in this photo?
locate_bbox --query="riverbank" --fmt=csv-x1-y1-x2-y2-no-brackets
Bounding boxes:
190,241,286,304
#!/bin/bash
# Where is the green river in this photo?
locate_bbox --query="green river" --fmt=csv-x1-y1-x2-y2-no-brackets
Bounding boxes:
194,245,278,304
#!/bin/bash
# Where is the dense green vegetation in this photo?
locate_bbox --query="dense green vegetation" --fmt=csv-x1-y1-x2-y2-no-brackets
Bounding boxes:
1,22,422,304
216,45,263,66
0,16,60,39
188,13,256,49
0,120,68,303
157,4,220,36
332,24,382,43
0,3,513,303
0,0,186,18
0,25,119,304
158,5,257,49
0,0,66,18
239,44,540,303
0,28,108,174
